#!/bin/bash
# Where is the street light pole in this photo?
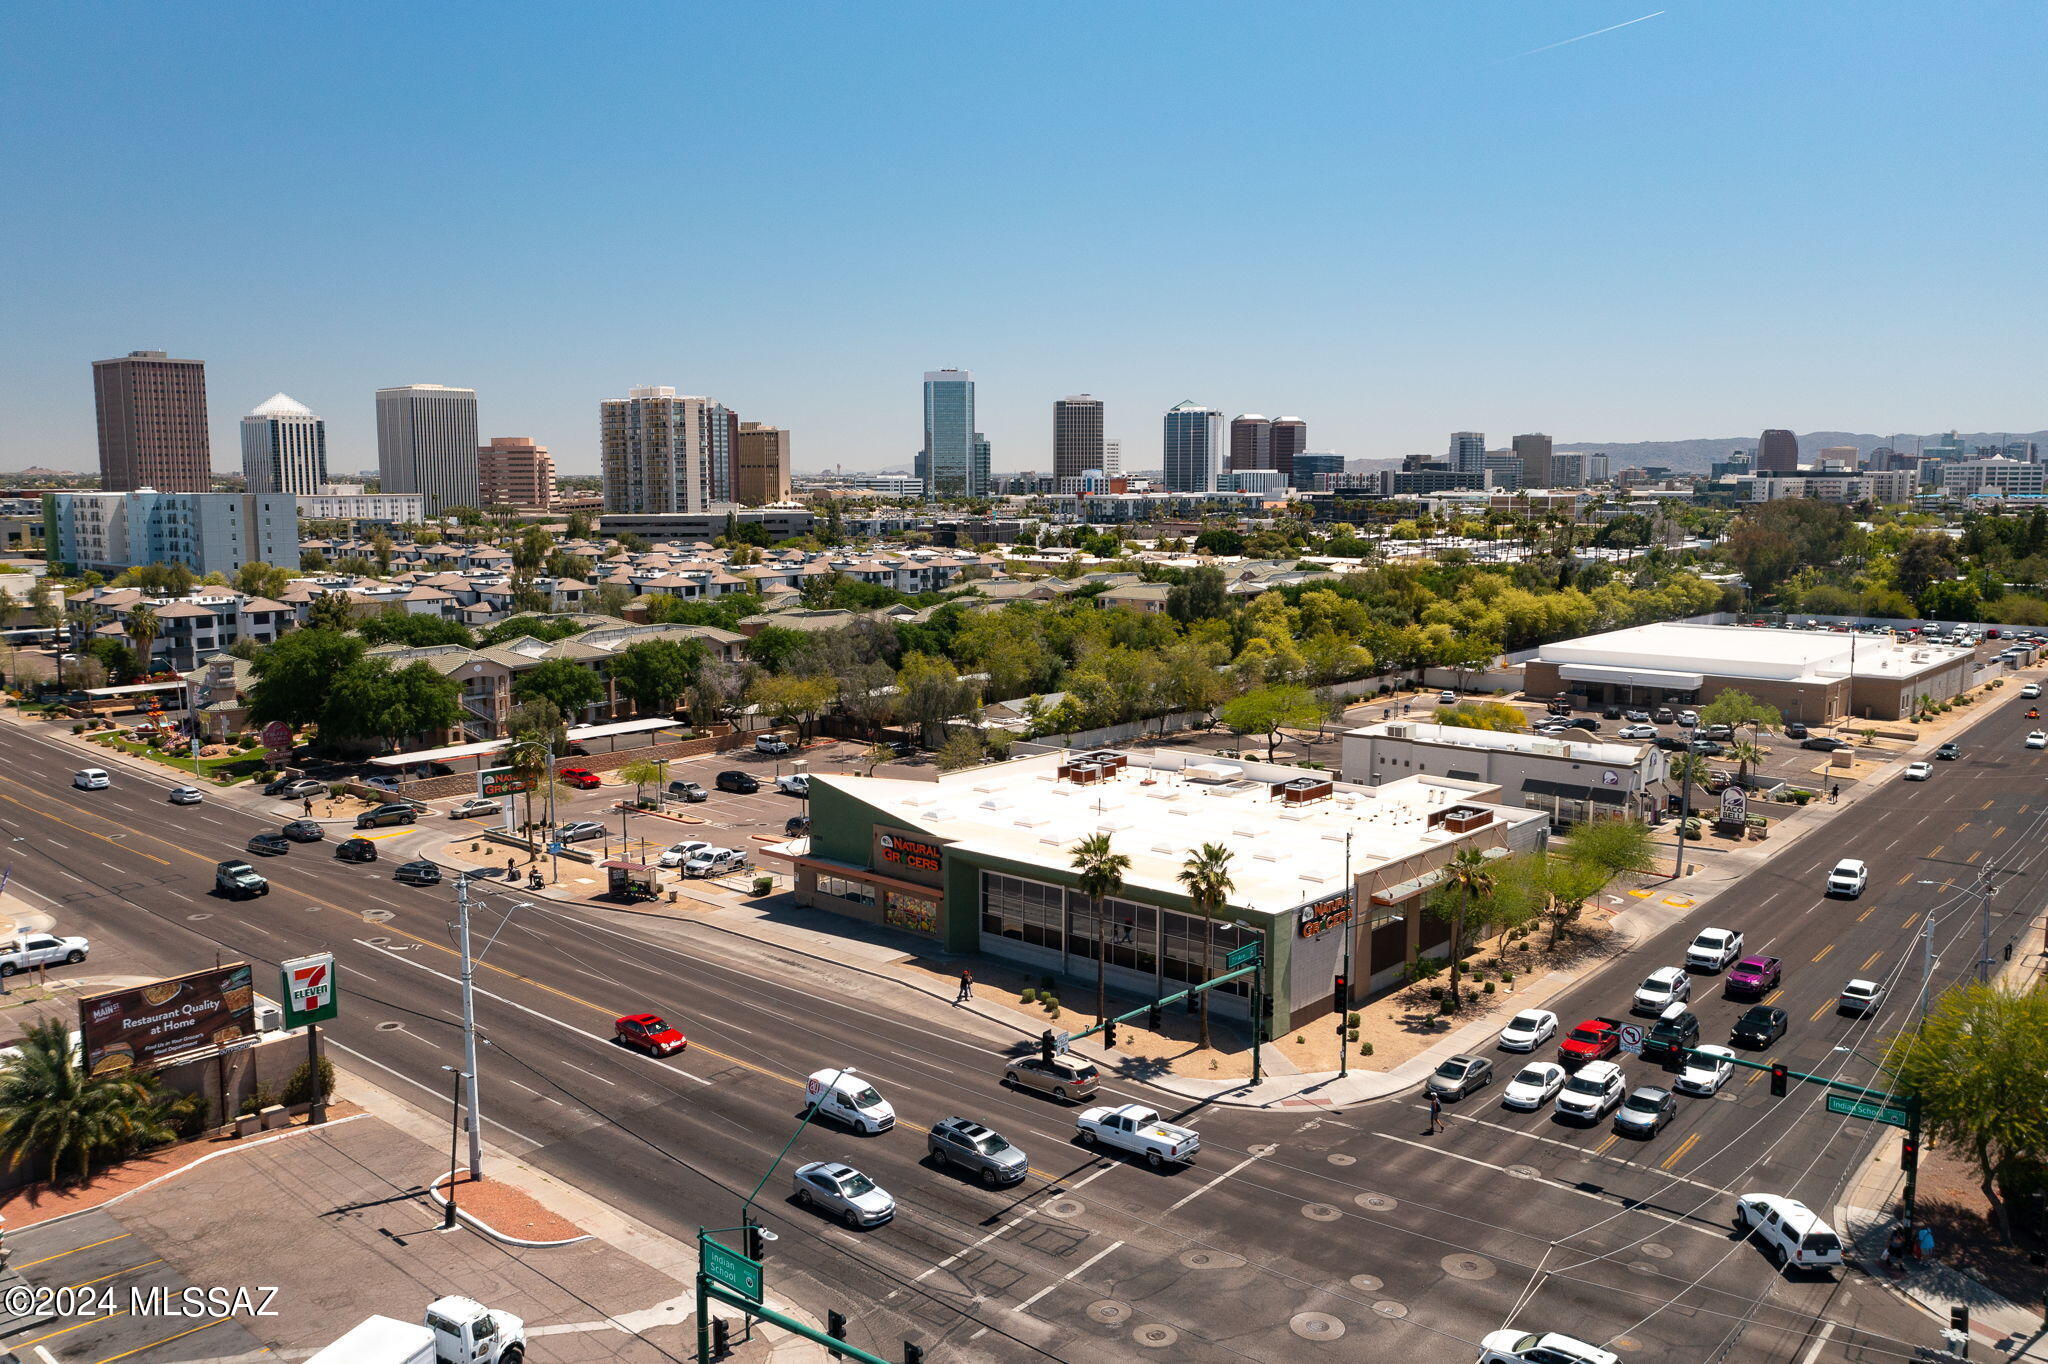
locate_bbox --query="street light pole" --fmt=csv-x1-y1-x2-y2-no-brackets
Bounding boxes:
440,1064,469,1230
453,875,484,1179
1339,830,1353,1082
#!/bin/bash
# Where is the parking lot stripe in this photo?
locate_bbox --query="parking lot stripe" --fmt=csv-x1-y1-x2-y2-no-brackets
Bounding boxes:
89,1315,231,1363
16,1234,131,1269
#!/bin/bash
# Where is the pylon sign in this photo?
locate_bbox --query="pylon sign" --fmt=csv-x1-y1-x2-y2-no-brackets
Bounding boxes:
280,953,339,1028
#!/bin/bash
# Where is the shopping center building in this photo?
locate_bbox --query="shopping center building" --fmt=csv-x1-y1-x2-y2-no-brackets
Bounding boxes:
789,748,1547,1035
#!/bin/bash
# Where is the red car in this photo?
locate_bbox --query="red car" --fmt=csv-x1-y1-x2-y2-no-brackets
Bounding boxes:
615,1013,687,1055
558,766,602,790
1557,1015,1624,1067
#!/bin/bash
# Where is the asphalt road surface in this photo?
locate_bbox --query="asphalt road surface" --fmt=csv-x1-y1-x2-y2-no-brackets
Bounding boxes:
3,697,2035,1364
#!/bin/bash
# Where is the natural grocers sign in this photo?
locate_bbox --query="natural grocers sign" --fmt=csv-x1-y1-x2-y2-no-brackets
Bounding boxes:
280,953,340,1028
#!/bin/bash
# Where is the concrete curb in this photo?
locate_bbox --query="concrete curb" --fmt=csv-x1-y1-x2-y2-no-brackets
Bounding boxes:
427,1170,595,1249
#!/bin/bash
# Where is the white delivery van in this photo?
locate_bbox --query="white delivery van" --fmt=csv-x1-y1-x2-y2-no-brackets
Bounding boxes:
805,1068,896,1134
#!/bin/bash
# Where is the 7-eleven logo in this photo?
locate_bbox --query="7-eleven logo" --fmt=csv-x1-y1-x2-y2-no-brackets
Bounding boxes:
290,961,331,1010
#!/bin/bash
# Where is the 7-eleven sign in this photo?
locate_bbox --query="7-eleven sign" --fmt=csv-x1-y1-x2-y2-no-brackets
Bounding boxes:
280,953,340,1028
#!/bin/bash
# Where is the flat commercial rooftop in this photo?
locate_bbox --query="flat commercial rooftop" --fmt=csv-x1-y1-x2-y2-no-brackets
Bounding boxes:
1347,719,1648,766
819,750,1533,915
1536,622,1969,685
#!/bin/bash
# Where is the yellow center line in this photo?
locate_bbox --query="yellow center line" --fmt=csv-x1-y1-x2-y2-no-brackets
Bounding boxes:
1993,825,2008,838
1980,801,1994,812
1927,844,1945,859
1894,872,1912,886
1955,823,1972,834
1659,1132,1700,1170
1902,913,1920,931
90,1315,231,1364
1808,998,1834,1023
1861,950,1883,970
17,1233,131,1269
2019,804,2032,815
1858,904,1878,921
1811,944,1834,963
1967,850,1983,864
1761,988,1783,1005
1591,1133,1618,1158
1745,1069,1764,1086
0,791,169,865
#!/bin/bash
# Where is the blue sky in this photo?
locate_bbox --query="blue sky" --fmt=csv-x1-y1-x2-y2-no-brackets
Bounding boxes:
5,2,2044,475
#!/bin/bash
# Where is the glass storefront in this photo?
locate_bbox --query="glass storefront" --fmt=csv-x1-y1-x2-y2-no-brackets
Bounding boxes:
980,870,1255,998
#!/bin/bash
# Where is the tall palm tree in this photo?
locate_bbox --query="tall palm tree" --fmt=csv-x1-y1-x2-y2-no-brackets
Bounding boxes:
1070,833,1131,1030
1727,741,1765,788
1176,843,1236,1050
124,604,159,675
0,1020,177,1185
1439,847,1495,1013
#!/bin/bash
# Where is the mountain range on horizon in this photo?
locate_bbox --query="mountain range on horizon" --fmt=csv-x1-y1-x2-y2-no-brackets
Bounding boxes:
1548,430,2048,474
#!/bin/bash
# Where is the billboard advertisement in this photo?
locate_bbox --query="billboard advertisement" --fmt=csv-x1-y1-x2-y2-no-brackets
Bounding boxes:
79,963,256,1076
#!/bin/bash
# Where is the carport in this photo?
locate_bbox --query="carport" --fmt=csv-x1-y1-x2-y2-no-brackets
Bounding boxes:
565,716,688,754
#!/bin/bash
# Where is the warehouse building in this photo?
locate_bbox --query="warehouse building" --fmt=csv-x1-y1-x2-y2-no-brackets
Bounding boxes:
1341,720,1669,826
1522,622,1974,723
791,748,1547,1034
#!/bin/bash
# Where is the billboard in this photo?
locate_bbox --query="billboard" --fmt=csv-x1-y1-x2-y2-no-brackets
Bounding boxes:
478,766,533,798
873,827,945,887
79,963,256,1076
280,953,339,1028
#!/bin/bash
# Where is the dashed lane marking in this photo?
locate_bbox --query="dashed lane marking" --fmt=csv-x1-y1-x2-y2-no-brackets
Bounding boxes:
1167,1151,1265,1213
1811,944,1834,963
1368,1131,1724,1238
1011,1239,1124,1313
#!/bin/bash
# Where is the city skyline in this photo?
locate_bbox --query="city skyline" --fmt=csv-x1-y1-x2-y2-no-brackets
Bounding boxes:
9,6,2044,480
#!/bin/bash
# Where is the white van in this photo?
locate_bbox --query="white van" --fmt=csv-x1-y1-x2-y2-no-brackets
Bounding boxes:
805,1068,895,1134
1735,1193,1844,1270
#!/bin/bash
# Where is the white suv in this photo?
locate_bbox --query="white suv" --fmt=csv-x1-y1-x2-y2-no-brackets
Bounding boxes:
1555,1061,1626,1122
1735,1193,1844,1270
1684,927,1744,971
1632,966,1691,1014
1826,858,1868,897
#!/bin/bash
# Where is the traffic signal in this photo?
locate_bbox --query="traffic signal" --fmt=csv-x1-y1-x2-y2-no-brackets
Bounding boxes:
904,1342,926,1364
1333,973,1348,1015
712,1318,731,1357
1769,1062,1788,1098
1147,1000,1161,1030
1901,1136,1919,1177
1104,1018,1117,1049
827,1310,848,1360
743,1217,765,1261
1039,1030,1056,1065
1950,1305,1969,1336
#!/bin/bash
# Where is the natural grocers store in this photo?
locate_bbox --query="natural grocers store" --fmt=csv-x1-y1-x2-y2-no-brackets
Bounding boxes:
787,747,1546,1034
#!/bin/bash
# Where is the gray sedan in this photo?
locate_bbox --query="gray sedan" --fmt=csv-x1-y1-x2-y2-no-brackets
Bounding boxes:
927,1117,1028,1186
1427,1054,1495,1100
792,1161,894,1228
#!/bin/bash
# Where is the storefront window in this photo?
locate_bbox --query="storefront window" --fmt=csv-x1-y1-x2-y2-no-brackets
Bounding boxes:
980,871,1257,999
817,874,875,906
981,872,1064,950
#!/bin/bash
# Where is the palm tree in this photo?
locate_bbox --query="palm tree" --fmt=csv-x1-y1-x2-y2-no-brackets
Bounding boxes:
1070,833,1131,1030
1176,843,1236,1050
1439,847,1495,1013
124,604,159,676
1727,741,1765,788
0,1021,178,1185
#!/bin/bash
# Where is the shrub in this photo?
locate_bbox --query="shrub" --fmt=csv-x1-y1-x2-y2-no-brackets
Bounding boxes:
1483,981,1496,994
1045,1001,1060,1019
1501,971,1514,985
1019,987,1037,1005
282,1057,335,1106
1427,985,1444,1001
1346,1026,1360,1042
751,875,773,896
1345,1011,1360,1027
237,1081,281,1118
1358,1040,1374,1057
70,722,85,734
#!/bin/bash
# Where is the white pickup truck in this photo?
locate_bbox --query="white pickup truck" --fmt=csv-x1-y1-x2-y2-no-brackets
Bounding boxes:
1075,1104,1200,1168
310,1296,525,1364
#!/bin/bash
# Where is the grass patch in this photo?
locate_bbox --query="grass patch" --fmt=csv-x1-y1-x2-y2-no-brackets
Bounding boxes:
87,735,265,785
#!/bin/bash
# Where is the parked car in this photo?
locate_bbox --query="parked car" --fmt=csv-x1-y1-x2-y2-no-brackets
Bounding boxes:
1703,723,1734,740
556,820,607,843
1825,858,1868,897
1554,1060,1626,1122
716,771,760,794
282,819,325,842
1496,1009,1558,1052
71,769,110,790
167,785,204,805
356,803,417,828
784,814,812,837
614,1013,687,1056
1935,741,1961,759
1437,690,1458,704
1654,707,1678,724
657,840,713,869
1614,723,1654,740
557,766,602,790
394,859,442,885
1600,705,1624,720
1735,1193,1843,1270
927,1117,1028,1186
1726,955,1782,996
265,777,326,799
1674,1044,1736,1096
1782,722,1809,739
1500,1062,1568,1110
1688,739,1724,756
755,734,793,756
1622,708,1650,722
1838,978,1885,1014
247,831,291,856
1903,761,1933,781
450,797,501,819
792,1161,894,1228
1673,708,1696,727
1800,736,1849,752
665,780,708,803
1427,1054,1495,1099
1613,1085,1677,1137
335,837,379,863
1003,1054,1100,1103
1685,926,1744,972
0,932,89,976
1654,735,1691,752
1632,966,1692,1014
1731,1004,1789,1048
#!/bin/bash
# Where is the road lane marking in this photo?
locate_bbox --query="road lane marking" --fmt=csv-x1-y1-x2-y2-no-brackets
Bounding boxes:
1811,944,1834,963
1955,823,1971,833
89,1314,230,1363
1368,1131,1723,1238
1993,826,2007,838
1745,1069,1763,1086
1808,999,1834,1023
1901,913,1920,931
15,1234,132,1269
1980,801,1994,812
1659,1132,1699,1170
1796,1321,1836,1364
1011,1239,1123,1313
1861,951,1883,970
1858,904,1878,921
1966,850,1983,864
1927,844,1945,859
1761,988,1782,1005
0,791,169,865
1591,1133,1618,1158
1167,1151,1263,1212
326,1039,547,1148
1894,873,1911,886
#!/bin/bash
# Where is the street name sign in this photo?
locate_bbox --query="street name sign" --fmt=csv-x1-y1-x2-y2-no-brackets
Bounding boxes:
702,1236,762,1302
1226,941,1262,970
1825,1093,1911,1128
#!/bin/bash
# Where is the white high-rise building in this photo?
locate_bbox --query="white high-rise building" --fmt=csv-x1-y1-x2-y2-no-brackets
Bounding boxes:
376,384,479,515
1102,438,1122,477
239,393,327,495
600,386,713,514
1163,402,1224,493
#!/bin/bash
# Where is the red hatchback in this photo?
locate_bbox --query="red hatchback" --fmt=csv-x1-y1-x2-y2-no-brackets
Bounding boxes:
558,766,602,790
615,1013,687,1055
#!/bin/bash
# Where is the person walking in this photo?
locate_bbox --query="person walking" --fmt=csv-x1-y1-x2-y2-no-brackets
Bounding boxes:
1883,1224,1907,1273
1829,783,1840,803
301,796,313,818
955,970,973,1004
1427,1092,1443,1135
507,857,518,880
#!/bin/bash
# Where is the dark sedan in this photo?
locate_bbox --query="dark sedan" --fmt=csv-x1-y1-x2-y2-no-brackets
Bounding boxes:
1731,1005,1788,1048
1800,736,1849,752
716,770,760,794
1935,742,1961,760
247,832,291,856
281,820,325,843
394,859,442,885
335,837,379,863
1688,739,1725,756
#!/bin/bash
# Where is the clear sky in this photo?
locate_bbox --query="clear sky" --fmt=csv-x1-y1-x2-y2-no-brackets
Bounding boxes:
5,2,2044,476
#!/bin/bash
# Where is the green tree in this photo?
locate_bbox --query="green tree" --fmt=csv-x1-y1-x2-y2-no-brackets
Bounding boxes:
616,757,668,805
123,603,159,672
368,531,395,575
1425,847,1495,1012
1887,983,2048,1241
121,562,196,596
232,561,294,600
744,626,809,674
1219,683,1324,760
604,638,706,715
247,629,366,728
1726,740,1765,786
748,672,836,742
1175,843,1236,1050
1697,688,1782,736
505,698,568,838
565,510,594,540
306,592,357,633
513,525,553,572
31,576,63,633
0,1020,179,1184
1166,566,1228,625
897,653,980,746
936,728,985,771
320,658,462,751
513,658,604,717
1562,816,1657,880
1069,833,1131,1029
356,611,475,647
864,742,895,775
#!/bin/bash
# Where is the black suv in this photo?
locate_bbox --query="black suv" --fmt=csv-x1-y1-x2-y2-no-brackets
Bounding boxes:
335,837,379,863
1935,742,1961,760
716,771,760,794
356,803,417,828
1642,1009,1700,1063
1731,1005,1788,1048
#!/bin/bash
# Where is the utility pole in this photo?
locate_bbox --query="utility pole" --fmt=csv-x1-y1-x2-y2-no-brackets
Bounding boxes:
1672,759,1694,879
453,875,484,1179
1338,830,1353,1082
1975,862,1997,985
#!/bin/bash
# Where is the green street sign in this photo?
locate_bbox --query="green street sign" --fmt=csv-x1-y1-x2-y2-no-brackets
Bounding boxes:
1825,1093,1911,1129
702,1235,762,1302
1226,941,1263,970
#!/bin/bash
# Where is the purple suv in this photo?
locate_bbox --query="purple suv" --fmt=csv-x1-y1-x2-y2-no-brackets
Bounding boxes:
1725,955,1782,996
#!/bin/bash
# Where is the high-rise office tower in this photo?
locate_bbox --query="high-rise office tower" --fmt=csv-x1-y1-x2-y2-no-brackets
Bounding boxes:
1101,438,1122,477
599,387,711,514
921,369,982,497
1229,414,1273,470
477,437,555,509
735,422,792,504
376,385,479,515
92,349,212,492
705,402,741,503
1449,431,1487,476
1816,445,1861,471
973,433,991,494
1293,452,1345,489
1053,395,1105,483
1756,429,1799,473
1269,417,1307,477
1163,402,1224,493
1512,433,1554,487
239,393,327,495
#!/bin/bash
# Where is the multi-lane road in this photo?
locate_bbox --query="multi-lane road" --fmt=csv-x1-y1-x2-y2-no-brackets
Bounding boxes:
0,692,2039,1364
